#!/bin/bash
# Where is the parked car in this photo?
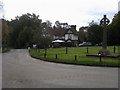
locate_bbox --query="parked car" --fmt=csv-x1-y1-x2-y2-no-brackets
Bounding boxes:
96,42,102,46
79,42,92,46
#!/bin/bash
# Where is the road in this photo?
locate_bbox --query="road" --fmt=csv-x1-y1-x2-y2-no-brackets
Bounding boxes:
2,49,118,88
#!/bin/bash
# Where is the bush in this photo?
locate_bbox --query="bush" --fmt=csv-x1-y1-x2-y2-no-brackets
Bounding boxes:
53,43,60,48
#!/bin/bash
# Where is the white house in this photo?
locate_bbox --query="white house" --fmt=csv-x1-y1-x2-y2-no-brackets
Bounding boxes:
47,25,78,47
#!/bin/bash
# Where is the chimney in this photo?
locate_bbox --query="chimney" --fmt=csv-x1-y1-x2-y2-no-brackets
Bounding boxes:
70,25,76,30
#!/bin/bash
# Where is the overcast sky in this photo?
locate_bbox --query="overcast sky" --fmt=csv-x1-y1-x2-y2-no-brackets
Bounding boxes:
1,0,120,30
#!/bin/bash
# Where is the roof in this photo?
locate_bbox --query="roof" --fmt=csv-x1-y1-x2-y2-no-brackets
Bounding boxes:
65,28,78,35
47,26,78,36
47,27,67,36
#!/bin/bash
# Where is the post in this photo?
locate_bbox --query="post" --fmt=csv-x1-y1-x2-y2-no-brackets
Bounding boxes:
28,47,30,51
38,48,40,55
114,46,116,54
44,53,46,58
56,54,58,59
100,56,102,63
45,48,47,55
75,55,77,61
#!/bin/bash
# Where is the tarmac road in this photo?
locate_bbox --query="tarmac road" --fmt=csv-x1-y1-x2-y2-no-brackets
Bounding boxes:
2,49,118,88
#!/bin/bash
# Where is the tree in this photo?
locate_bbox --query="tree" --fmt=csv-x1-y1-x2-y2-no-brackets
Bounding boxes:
8,19,21,48
87,24,103,44
8,13,42,48
78,26,88,43
108,12,120,45
2,19,9,49
17,27,34,48
33,26,52,56
33,27,52,49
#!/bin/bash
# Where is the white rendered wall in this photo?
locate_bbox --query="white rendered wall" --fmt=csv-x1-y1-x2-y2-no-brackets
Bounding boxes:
65,34,78,40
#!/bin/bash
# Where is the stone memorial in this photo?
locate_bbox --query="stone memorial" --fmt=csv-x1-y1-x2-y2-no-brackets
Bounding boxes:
98,15,110,55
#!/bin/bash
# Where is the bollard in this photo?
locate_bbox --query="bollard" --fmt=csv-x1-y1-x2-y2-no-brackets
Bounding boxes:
100,56,102,63
44,53,46,58
114,46,116,54
28,47,30,50
75,55,77,61
38,49,40,55
45,49,47,55
98,54,102,63
56,54,58,59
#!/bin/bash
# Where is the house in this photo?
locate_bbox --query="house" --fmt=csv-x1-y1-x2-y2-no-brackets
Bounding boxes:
64,25,78,47
47,25,78,47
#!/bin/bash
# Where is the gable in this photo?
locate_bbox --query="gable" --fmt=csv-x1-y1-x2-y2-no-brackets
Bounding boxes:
67,30,73,34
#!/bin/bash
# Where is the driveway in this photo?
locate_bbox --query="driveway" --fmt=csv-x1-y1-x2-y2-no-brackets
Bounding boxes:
2,49,118,88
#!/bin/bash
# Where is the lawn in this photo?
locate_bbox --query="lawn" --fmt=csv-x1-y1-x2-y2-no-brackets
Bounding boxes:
29,46,120,67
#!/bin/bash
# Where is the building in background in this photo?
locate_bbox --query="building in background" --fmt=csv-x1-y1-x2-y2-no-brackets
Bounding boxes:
47,25,78,47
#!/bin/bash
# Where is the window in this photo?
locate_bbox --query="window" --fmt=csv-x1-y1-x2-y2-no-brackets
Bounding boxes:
68,34,72,39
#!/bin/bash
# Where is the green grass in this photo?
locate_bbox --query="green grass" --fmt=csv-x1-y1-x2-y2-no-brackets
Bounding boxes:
29,46,120,67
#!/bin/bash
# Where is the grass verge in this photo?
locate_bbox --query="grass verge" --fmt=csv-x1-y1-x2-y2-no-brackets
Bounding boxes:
29,46,120,67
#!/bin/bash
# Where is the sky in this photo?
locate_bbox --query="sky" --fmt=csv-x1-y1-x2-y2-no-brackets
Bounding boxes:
1,0,120,30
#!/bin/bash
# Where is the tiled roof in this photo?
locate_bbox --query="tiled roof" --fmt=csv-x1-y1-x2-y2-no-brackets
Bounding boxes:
47,26,78,36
